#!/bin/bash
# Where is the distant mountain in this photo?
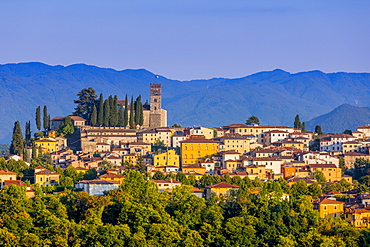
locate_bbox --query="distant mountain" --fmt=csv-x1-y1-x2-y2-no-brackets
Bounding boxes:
1,62,370,143
305,104,370,133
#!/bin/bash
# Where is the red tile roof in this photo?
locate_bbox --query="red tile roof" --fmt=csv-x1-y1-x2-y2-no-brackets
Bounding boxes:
0,170,17,175
206,182,239,189
319,198,344,204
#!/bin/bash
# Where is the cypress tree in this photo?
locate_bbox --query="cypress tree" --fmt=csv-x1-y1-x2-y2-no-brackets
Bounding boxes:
98,93,104,126
103,99,110,127
10,121,24,155
111,95,119,126
23,148,28,162
301,122,306,131
118,105,124,126
38,145,43,157
138,97,144,126
144,99,149,105
123,94,129,127
32,143,37,159
91,105,97,126
36,106,41,131
294,115,301,129
315,125,323,135
25,121,31,141
47,114,50,130
43,105,48,130
134,96,139,126
108,95,114,126
129,96,135,129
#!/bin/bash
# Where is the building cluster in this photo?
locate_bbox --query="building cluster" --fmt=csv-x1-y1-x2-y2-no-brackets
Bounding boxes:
2,84,370,226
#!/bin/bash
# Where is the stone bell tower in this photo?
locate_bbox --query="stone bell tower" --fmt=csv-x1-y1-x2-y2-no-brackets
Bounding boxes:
149,83,163,128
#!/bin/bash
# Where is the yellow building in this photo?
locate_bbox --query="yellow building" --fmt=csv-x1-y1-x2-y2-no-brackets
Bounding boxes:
345,209,370,227
99,173,125,185
34,168,60,186
122,154,137,165
0,170,17,182
153,149,180,167
182,164,206,175
245,164,267,180
128,142,152,155
205,182,239,199
221,133,250,154
137,130,158,145
278,140,305,150
180,138,219,165
317,198,344,218
34,138,58,153
342,141,361,153
309,164,343,182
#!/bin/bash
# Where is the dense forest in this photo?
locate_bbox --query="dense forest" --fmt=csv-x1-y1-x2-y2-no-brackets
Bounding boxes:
1,167,370,247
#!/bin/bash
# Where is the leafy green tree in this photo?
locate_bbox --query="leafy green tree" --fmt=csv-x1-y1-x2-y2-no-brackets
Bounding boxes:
57,116,75,136
291,179,309,198
152,171,165,180
343,129,352,135
308,182,322,196
313,171,327,185
73,87,97,121
43,105,49,131
98,93,104,126
36,106,41,131
246,115,260,125
10,121,24,155
90,105,97,126
315,125,323,135
294,114,301,129
83,169,97,180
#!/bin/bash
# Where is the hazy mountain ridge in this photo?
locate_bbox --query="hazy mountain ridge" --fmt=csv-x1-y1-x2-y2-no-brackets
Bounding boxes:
0,62,370,143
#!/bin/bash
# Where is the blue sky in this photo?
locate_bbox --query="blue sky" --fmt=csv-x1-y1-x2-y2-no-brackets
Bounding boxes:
0,0,369,80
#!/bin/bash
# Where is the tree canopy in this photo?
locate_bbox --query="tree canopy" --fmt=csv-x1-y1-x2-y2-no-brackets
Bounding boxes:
246,115,260,125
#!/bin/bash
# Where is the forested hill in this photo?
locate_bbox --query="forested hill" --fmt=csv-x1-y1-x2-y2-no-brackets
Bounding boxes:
1,62,370,143
306,104,370,133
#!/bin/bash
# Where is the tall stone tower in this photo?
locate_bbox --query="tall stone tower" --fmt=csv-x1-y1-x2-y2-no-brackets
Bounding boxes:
149,83,163,128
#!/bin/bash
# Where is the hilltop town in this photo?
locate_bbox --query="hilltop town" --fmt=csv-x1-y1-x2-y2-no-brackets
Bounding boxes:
2,84,370,245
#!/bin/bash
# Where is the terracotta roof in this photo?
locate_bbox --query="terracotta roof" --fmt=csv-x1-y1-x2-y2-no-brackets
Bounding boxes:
35,139,56,143
191,187,203,192
180,139,218,144
51,116,86,121
309,164,337,168
35,170,60,175
0,170,17,175
3,180,28,187
79,179,119,184
206,182,239,189
344,152,369,156
129,142,151,145
152,180,181,184
319,198,344,204
100,173,124,178
264,130,289,134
